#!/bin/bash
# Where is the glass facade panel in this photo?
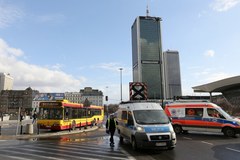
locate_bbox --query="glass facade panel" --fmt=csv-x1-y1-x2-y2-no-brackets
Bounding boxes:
132,16,164,99
140,19,161,61
142,63,162,99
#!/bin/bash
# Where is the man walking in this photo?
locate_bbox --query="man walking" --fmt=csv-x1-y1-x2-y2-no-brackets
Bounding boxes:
106,114,117,146
32,111,37,124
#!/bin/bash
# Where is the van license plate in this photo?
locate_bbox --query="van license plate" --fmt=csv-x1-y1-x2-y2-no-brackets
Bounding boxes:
155,142,166,146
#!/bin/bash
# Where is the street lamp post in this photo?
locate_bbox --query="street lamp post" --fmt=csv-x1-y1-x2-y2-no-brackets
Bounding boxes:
106,86,108,117
119,68,123,102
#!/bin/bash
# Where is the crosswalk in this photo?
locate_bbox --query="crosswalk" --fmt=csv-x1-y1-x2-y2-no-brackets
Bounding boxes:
0,136,135,160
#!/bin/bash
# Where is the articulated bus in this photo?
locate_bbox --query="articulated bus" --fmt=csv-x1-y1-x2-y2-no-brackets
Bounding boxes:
37,100,104,131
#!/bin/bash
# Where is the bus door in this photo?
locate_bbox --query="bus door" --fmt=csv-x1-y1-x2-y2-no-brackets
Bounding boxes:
64,107,71,120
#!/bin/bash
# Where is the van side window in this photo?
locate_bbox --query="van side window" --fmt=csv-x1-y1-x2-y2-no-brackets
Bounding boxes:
207,108,224,118
186,108,203,117
128,111,134,126
122,111,127,120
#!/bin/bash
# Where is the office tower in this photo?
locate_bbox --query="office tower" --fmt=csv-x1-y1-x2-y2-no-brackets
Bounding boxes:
163,50,182,99
131,16,164,99
0,73,13,91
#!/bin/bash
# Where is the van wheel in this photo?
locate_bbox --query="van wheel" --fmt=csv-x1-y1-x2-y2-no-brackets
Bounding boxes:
223,127,235,137
132,137,137,150
173,125,182,134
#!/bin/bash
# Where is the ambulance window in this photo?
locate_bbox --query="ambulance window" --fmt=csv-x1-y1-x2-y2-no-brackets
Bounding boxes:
186,108,203,117
207,108,223,118
122,111,127,120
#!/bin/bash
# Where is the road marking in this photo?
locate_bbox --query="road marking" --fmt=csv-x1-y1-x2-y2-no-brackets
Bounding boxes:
226,147,240,153
120,148,136,160
183,137,192,140
201,141,213,145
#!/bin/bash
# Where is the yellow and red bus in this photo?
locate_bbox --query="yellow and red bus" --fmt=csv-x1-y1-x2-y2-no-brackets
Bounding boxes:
37,100,104,131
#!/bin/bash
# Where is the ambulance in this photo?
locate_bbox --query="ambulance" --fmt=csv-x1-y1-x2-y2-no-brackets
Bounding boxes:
164,102,240,137
116,100,176,150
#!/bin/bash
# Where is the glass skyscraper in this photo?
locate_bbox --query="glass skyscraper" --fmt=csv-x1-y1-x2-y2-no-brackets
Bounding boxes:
131,16,164,99
163,50,182,99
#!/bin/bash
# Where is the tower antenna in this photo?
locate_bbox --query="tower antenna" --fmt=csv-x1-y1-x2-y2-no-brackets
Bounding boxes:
146,0,150,17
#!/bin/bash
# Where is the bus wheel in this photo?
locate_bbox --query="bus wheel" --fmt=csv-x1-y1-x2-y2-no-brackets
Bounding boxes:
223,127,235,137
131,137,137,150
72,121,76,130
173,125,182,134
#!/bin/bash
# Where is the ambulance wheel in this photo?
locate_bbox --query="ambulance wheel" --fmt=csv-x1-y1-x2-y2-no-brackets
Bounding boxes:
223,127,235,137
173,125,182,134
132,137,137,150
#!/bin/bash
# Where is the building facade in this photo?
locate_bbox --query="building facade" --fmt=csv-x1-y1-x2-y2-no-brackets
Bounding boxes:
0,73,13,91
80,87,103,106
65,92,81,104
132,16,165,99
0,87,39,116
163,50,182,99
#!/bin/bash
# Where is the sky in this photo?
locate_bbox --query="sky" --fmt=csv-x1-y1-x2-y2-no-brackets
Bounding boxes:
1,0,240,104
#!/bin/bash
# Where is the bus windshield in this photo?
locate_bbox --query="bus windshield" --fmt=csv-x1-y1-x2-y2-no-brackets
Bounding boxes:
133,110,169,124
39,108,63,120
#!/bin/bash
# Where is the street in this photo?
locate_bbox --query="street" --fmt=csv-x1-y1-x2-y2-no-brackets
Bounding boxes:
0,126,240,160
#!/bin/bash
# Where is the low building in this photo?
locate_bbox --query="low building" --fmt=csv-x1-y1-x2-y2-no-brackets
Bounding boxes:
80,87,103,106
65,92,81,103
0,87,39,116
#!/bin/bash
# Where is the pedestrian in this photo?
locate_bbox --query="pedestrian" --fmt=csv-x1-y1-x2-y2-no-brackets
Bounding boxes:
32,112,37,124
106,114,117,146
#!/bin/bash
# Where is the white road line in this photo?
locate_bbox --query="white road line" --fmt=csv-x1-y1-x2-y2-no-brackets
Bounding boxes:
25,144,128,160
201,141,213,145
183,137,192,140
0,149,65,160
3,155,34,160
226,147,240,153
120,148,136,160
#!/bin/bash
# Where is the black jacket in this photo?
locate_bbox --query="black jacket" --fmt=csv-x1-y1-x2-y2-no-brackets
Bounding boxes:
106,118,116,131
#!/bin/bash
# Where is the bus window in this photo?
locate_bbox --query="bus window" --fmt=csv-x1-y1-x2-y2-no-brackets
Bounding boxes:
64,108,69,120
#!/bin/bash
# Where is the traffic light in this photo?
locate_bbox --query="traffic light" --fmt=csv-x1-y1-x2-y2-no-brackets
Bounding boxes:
105,96,108,101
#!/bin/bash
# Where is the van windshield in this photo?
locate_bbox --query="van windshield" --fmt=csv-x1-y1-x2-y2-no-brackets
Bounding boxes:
216,108,232,119
133,110,169,124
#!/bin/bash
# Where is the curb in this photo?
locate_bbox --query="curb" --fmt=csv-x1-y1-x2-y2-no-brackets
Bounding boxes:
0,126,99,140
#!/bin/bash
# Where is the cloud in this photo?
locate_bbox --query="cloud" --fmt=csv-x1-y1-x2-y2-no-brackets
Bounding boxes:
210,0,240,12
0,2,24,28
204,49,215,57
0,38,86,92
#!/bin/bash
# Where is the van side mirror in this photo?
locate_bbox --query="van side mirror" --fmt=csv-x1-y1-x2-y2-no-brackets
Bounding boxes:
168,117,172,122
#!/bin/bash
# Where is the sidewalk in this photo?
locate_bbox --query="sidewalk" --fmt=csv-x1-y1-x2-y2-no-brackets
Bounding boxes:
0,120,99,140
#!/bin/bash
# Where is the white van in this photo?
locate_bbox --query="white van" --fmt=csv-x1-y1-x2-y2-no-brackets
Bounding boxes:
116,100,176,150
165,102,240,137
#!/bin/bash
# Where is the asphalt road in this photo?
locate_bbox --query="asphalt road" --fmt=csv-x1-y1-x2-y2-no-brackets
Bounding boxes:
0,126,239,160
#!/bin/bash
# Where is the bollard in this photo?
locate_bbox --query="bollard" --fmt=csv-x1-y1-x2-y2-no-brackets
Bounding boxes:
37,124,40,135
25,124,33,134
20,125,23,135
80,122,81,130
0,126,1,135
